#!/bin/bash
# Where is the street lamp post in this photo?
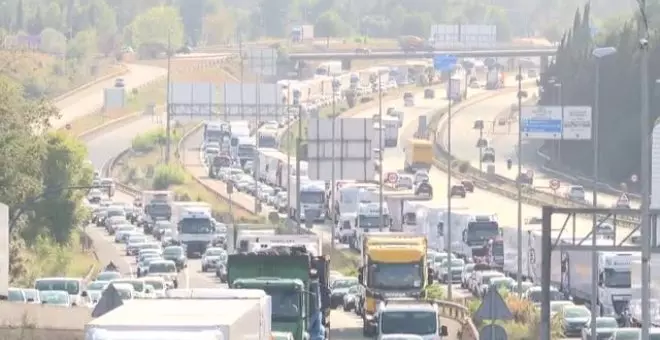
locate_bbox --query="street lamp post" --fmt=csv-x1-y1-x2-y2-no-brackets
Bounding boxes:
515,67,528,295
590,46,617,340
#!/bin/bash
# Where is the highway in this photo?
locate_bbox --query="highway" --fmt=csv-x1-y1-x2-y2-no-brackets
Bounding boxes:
75,62,396,338
288,47,557,60
459,96,641,210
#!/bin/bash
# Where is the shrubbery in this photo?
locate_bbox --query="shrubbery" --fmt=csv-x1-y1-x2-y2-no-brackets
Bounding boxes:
464,288,564,339
131,128,181,153
152,164,187,189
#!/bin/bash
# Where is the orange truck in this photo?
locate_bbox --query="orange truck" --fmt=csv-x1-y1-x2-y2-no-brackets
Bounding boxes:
399,35,432,51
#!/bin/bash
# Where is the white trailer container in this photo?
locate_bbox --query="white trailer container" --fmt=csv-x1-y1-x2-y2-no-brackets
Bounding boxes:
85,297,270,340
291,24,314,42
257,149,307,191
485,67,502,89
380,116,399,147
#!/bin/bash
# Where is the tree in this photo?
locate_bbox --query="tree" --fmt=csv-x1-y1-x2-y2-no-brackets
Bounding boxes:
128,6,185,54
202,9,236,45
178,0,205,45
540,4,660,185
315,10,344,37
67,29,98,59
43,2,63,31
30,132,93,243
40,28,68,55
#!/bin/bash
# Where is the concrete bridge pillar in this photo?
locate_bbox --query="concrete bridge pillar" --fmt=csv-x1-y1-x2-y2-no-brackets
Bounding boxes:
341,59,352,71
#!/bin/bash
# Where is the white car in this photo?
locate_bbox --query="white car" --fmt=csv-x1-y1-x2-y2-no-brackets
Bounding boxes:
461,263,475,288
201,247,227,272
566,185,586,202
142,277,168,297
146,260,179,288
114,225,136,243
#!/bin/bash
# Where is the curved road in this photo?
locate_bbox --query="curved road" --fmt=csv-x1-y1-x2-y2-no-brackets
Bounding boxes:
452,93,639,210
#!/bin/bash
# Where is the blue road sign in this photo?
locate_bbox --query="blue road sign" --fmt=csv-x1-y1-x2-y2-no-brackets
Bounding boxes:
433,55,457,71
522,119,562,133
479,324,508,340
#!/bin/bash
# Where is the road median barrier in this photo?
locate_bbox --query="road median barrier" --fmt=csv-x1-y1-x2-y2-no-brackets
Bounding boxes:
536,145,642,201
428,87,640,229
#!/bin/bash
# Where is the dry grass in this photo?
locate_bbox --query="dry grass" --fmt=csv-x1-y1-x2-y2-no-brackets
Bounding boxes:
0,50,120,98
288,38,399,52
61,60,243,137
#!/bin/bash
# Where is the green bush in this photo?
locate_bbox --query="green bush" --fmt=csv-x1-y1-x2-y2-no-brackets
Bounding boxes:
131,128,182,153
152,164,186,189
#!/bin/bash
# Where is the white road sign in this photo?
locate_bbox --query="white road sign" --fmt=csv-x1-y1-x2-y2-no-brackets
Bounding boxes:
307,118,374,181
561,106,592,140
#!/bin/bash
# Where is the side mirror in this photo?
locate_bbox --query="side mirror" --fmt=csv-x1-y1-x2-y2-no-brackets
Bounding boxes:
81,291,88,298
462,230,467,242
427,268,434,285
440,325,448,336
358,266,364,284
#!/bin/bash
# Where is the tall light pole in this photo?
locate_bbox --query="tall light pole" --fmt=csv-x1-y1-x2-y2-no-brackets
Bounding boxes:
590,46,616,340
515,67,528,295
446,77,453,300
555,82,563,161
639,37,652,340
165,29,173,164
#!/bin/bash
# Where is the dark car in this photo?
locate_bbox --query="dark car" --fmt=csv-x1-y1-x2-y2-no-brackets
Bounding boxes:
461,180,474,193
330,278,359,309
162,245,187,271
355,47,370,54
450,185,466,198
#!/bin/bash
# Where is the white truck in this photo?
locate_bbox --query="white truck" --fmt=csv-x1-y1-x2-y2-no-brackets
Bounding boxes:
350,202,392,250
376,116,399,147
501,225,639,317
257,149,307,191
442,212,501,260
315,61,343,77
291,24,314,43
331,182,378,221
376,299,449,339
485,67,503,90
171,202,215,257
142,190,174,223
86,291,271,340
289,179,326,222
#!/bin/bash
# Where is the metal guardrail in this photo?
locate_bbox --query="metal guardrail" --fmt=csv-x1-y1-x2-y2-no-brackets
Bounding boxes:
435,300,479,339
536,146,642,201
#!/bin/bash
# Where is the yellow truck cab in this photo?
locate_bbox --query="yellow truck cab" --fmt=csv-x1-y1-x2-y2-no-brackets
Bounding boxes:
404,138,433,173
358,233,432,336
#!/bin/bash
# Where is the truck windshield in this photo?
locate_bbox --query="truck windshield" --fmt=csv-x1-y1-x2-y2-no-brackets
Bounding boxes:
205,129,226,141
179,219,213,234
359,215,385,228
265,288,301,320
466,222,499,243
369,261,423,289
259,135,277,148
147,204,171,218
380,311,437,335
603,269,631,288
238,145,255,158
301,191,324,204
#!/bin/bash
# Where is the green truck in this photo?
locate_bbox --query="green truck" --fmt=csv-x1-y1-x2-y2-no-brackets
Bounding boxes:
227,233,330,340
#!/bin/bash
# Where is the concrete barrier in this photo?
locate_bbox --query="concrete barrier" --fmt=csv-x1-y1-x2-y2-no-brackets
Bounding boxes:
52,64,129,102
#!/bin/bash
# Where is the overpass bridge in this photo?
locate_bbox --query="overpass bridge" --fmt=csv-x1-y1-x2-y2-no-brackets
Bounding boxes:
289,46,557,72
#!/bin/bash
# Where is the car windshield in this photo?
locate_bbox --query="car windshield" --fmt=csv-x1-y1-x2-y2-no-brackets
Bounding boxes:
205,249,226,256
39,291,69,305
112,280,144,292
380,311,437,335
115,288,133,299
87,281,107,291
22,289,38,302
332,279,358,289
564,307,590,318
596,317,618,328
143,279,164,290
35,279,80,295
614,330,640,340
464,264,475,272
96,271,121,281
141,256,161,265
550,302,573,313
129,236,147,244
164,247,184,256
8,289,25,302
434,255,447,263
149,262,176,273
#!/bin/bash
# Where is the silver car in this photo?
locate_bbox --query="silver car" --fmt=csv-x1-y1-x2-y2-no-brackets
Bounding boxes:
201,247,227,272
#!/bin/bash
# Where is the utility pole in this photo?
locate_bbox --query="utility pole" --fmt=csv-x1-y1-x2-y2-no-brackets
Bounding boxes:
165,29,172,164
331,76,337,249
378,75,384,231
516,67,523,295
446,78,453,300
